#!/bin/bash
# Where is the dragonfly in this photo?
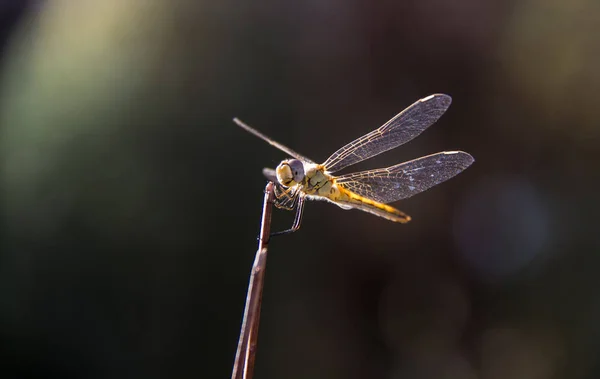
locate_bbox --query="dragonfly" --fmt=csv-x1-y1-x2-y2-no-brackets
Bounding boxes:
234,94,474,236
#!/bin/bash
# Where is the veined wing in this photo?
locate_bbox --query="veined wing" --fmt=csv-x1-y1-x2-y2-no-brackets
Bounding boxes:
322,94,452,173
335,151,474,203
234,118,316,164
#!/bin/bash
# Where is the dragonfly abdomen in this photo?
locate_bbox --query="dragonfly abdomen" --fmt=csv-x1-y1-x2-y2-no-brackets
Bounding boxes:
333,185,411,223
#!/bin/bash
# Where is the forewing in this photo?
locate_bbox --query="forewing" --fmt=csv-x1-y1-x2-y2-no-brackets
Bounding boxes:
335,151,474,203
234,118,316,164
322,94,452,173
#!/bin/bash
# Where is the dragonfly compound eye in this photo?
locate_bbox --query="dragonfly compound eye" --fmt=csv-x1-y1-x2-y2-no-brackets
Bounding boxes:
276,159,305,186
287,159,305,182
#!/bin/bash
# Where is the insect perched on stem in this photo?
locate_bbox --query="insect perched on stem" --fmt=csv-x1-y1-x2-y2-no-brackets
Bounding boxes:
235,94,474,236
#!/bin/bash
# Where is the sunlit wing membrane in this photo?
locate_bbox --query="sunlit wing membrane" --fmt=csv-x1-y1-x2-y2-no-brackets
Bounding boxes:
335,151,474,203
322,94,452,173
234,118,316,164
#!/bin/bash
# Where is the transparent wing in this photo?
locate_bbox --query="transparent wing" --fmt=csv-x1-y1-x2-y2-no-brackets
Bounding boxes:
234,118,316,164
335,151,474,203
322,94,452,173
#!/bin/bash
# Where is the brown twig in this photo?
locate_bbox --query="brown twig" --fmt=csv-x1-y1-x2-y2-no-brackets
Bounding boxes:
231,181,275,379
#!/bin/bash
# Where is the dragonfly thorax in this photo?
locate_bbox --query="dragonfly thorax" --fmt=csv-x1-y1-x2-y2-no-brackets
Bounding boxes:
276,159,305,187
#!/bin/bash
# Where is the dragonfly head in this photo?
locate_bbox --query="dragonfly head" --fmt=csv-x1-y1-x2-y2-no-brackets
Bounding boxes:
276,159,305,187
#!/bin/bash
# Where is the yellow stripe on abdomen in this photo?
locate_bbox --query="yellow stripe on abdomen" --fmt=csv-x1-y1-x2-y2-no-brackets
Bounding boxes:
333,186,411,223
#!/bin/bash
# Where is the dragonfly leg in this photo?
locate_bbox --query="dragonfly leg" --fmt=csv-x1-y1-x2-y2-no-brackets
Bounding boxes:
271,196,305,237
273,185,298,211
275,186,295,200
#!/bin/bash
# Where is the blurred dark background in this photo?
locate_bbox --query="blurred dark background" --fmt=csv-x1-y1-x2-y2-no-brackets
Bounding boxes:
1,1,599,378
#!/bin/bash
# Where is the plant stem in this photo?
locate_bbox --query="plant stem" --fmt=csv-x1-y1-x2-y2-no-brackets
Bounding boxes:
231,181,275,379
